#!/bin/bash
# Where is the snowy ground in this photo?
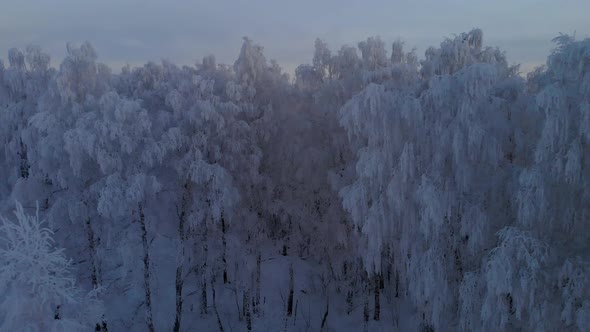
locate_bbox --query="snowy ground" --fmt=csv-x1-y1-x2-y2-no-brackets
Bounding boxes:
150,254,420,331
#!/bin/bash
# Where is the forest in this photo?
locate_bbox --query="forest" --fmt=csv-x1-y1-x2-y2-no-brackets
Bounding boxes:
0,29,588,331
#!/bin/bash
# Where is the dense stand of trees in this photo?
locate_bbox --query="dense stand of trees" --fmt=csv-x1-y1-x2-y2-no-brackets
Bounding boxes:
0,30,588,331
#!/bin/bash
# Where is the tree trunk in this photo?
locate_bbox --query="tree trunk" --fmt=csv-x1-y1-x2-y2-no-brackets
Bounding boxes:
395,271,400,298
293,300,298,325
346,290,353,315
200,220,208,315
18,139,29,178
138,204,155,332
244,289,252,331
86,217,108,331
211,280,225,332
200,277,208,315
254,252,261,315
85,218,99,288
287,262,294,316
173,246,184,332
320,296,329,330
173,182,190,332
221,215,228,284
363,282,370,327
282,218,292,256
374,274,380,321
241,291,247,320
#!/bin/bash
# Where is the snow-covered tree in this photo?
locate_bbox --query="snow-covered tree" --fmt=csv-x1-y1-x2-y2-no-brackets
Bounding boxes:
0,46,53,201
0,202,102,331
0,28,588,332
338,29,539,330
473,34,590,332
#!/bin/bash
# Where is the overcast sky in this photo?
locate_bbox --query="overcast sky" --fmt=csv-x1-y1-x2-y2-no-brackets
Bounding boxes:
1,0,589,75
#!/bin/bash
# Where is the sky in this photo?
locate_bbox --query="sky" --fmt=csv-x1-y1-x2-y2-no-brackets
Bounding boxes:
1,0,589,75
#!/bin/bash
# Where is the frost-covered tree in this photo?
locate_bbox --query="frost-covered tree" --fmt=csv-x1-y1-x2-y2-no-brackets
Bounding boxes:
23,42,109,283
471,34,590,332
358,37,388,71
1,28,588,332
0,46,53,200
63,89,163,330
0,202,102,331
338,29,539,330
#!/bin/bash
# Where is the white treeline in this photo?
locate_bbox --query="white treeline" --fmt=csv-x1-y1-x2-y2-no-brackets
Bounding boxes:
0,30,588,331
